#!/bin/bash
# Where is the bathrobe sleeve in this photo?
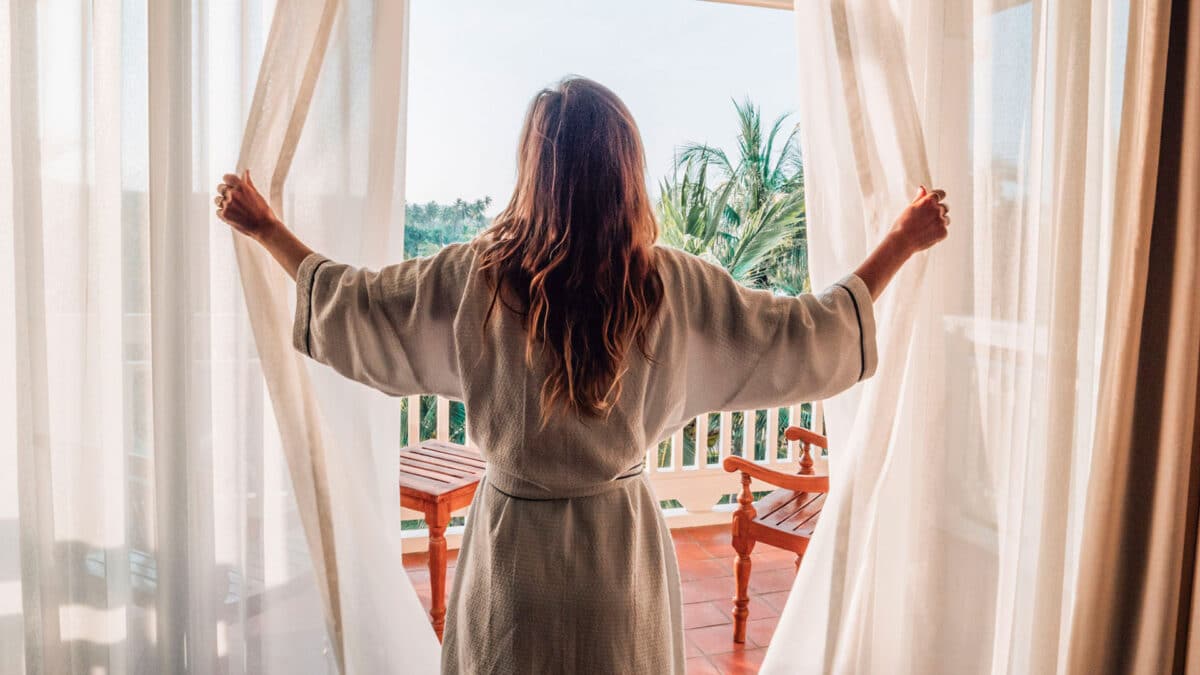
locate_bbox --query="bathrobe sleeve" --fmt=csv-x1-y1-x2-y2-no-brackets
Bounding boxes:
291,243,474,399
670,251,878,417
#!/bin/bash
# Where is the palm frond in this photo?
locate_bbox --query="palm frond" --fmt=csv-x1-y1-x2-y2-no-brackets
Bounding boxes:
726,211,795,280
761,112,789,189
658,99,811,294
763,114,803,191
677,143,734,177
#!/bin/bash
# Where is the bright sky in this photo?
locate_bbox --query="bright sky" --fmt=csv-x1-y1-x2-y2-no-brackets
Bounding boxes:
405,0,799,211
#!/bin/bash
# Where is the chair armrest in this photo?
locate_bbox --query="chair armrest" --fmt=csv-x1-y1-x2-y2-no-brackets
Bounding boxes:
721,456,830,493
784,426,828,449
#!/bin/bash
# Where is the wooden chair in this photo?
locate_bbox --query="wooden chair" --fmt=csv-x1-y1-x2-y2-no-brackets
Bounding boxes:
399,440,486,641
721,425,829,643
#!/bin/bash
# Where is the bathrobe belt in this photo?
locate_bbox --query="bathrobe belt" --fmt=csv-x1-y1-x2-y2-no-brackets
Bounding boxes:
485,463,648,501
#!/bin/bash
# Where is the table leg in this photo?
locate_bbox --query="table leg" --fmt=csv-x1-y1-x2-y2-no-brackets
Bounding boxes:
427,506,449,642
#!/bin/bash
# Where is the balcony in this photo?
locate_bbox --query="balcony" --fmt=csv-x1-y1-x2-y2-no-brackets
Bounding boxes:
399,396,822,552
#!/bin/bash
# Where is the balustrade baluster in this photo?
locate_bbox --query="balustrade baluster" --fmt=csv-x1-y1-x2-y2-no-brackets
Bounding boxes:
719,411,732,463
436,396,450,440
671,428,684,472
406,394,420,443
740,410,753,458
766,407,780,464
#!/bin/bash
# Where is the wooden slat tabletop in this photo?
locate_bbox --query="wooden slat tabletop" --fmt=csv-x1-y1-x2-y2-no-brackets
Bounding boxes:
400,440,486,497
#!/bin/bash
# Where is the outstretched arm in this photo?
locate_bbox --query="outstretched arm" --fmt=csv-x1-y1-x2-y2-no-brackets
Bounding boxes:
213,170,469,399
214,171,312,279
671,185,950,420
854,186,950,300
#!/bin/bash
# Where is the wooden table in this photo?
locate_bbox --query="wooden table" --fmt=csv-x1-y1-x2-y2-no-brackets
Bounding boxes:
399,440,486,641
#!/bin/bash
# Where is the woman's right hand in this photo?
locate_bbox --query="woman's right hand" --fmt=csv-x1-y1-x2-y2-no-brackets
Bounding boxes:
215,170,280,241
889,186,950,254
214,169,314,281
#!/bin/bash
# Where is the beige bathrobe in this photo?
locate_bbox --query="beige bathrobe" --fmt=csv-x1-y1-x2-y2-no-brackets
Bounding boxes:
292,235,877,675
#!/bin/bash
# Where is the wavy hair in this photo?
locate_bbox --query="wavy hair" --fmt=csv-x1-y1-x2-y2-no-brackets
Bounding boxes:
478,77,664,422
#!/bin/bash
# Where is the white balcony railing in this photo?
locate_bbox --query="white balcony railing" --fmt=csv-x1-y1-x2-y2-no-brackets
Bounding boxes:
400,395,822,553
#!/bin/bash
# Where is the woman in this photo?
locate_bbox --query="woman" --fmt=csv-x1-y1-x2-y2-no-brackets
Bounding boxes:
214,77,948,674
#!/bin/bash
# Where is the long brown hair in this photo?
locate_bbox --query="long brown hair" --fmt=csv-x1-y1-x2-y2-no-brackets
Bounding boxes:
478,77,664,421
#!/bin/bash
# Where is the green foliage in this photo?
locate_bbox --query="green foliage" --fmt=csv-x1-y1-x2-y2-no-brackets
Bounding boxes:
404,197,492,259
658,99,810,293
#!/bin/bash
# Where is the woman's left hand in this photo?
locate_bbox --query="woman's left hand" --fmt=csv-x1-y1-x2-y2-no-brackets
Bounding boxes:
853,186,952,300
889,186,950,254
215,170,280,240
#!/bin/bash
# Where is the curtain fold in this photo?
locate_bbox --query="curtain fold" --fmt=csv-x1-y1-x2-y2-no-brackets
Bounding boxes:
4,0,63,670
147,1,221,670
1067,0,1200,671
764,0,1133,671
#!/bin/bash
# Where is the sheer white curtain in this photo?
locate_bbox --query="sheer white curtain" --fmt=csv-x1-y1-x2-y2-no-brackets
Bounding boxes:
236,0,439,672
0,0,433,672
764,0,1131,672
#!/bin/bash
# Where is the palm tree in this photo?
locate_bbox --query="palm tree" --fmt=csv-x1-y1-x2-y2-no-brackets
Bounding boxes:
658,99,810,292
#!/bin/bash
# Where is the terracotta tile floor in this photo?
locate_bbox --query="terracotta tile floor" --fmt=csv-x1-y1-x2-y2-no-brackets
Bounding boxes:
402,523,796,674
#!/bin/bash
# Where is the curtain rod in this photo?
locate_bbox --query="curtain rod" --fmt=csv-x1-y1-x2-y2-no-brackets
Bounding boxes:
698,0,792,11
